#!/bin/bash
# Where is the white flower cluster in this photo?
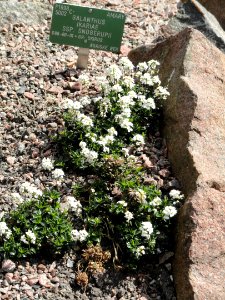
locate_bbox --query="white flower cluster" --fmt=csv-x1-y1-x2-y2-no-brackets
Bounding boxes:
76,112,93,127
154,86,170,100
41,157,54,171
119,57,134,73
96,127,117,152
135,245,145,258
79,96,91,106
117,200,127,207
78,74,90,87
20,230,36,244
140,221,154,239
138,95,156,110
150,196,162,207
63,99,83,110
11,192,24,205
62,196,82,217
71,229,88,242
134,189,147,204
20,182,43,200
162,206,177,220
79,141,98,164
52,168,65,179
0,221,12,240
106,64,122,82
169,189,184,200
132,134,145,146
124,211,133,222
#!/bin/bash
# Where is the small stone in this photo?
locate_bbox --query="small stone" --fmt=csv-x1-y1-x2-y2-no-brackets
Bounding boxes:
66,259,74,268
24,92,35,100
6,156,16,165
27,277,39,286
38,273,50,287
48,261,56,273
1,259,16,272
159,252,174,265
48,86,63,94
4,273,14,284
37,264,46,271
120,44,131,56
68,82,82,91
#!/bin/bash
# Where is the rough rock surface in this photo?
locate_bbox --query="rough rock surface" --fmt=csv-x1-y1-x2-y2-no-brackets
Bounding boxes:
0,0,51,26
197,0,225,30
129,28,225,299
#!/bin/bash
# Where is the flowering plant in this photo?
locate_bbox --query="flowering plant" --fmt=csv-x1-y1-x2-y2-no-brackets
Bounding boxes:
56,58,169,170
0,190,73,258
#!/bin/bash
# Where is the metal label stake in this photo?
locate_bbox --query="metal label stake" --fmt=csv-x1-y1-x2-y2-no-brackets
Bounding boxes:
76,48,90,69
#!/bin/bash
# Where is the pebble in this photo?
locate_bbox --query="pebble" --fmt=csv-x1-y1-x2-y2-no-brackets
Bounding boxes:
1,260,16,272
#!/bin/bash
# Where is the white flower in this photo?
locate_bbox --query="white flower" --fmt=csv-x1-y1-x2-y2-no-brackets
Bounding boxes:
80,96,91,106
127,90,137,99
66,196,82,216
136,245,145,258
71,229,88,242
78,114,93,127
140,221,153,239
119,57,134,72
41,157,54,171
163,206,177,220
63,99,75,110
136,189,147,203
79,141,87,149
140,73,154,86
79,229,89,242
147,60,160,69
138,95,156,110
0,222,11,239
154,86,170,99
20,234,29,244
118,95,135,108
152,75,161,84
117,118,133,132
117,200,127,207
11,192,24,205
26,230,36,244
111,84,123,93
132,134,145,146
150,196,162,206
169,189,184,200
81,147,98,164
78,74,90,86
107,127,117,136
52,168,65,179
107,64,122,82
137,62,148,72
122,148,129,157
124,211,133,222
20,182,43,199
92,96,103,103
123,76,135,89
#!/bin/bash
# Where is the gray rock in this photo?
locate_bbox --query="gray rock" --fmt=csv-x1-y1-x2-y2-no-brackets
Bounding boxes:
0,1,51,27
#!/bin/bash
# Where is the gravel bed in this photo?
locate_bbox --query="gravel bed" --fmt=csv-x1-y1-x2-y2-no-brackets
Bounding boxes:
0,0,180,299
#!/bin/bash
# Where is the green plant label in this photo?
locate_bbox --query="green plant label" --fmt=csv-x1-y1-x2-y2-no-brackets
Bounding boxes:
49,3,126,53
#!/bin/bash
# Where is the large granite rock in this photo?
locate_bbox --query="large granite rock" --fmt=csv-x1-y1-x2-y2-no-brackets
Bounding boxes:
197,0,225,30
129,28,225,299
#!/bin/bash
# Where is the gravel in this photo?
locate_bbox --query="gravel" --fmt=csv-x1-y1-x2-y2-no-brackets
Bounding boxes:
0,0,180,299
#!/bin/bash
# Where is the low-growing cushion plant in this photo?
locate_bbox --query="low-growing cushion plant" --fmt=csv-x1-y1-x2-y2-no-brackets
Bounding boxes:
0,58,184,268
